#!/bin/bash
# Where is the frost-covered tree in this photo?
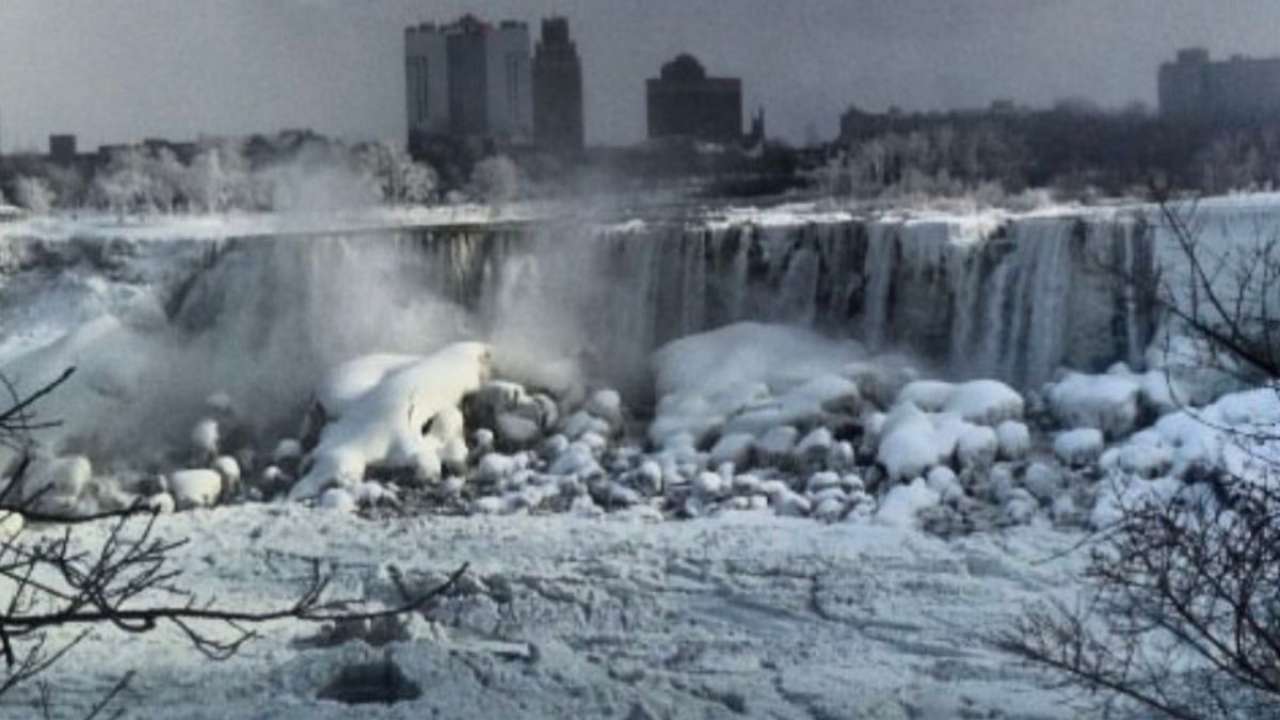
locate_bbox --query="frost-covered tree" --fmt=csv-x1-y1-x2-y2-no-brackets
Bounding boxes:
356,143,437,205
469,155,520,206
11,178,54,215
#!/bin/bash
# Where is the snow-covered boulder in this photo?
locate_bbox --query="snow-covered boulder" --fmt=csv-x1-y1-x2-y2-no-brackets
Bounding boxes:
709,433,755,468
1047,372,1142,439
754,425,799,465
24,455,92,505
995,421,1031,461
0,510,23,540
191,418,219,458
1053,428,1105,467
290,343,491,500
897,380,955,413
170,469,222,510
1021,462,1063,504
956,425,999,469
212,456,241,496
319,488,358,513
875,478,940,528
944,380,1024,426
877,403,948,482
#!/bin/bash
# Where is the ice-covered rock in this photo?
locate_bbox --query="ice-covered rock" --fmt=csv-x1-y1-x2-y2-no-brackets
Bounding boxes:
897,380,955,413
1053,428,1105,467
585,389,624,428
273,439,303,464
875,478,940,528
1048,372,1142,439
290,343,491,500
995,421,1031,461
925,466,962,501
145,493,175,515
212,456,241,496
24,455,92,504
170,469,222,510
956,425,999,469
1022,462,1063,504
191,418,219,458
878,403,947,482
944,380,1024,426
754,426,799,464
693,471,727,499
319,488,358,513
709,433,755,468
0,510,23,540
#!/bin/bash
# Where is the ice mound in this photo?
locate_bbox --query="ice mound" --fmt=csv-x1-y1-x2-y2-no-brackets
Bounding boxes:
290,343,493,500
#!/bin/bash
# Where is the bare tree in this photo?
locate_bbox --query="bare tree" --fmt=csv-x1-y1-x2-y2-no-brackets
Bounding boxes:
997,193,1280,719
0,368,469,716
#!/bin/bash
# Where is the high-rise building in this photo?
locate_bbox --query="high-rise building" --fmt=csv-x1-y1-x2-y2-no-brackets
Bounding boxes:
1159,48,1280,124
533,17,585,153
405,15,533,144
646,54,742,143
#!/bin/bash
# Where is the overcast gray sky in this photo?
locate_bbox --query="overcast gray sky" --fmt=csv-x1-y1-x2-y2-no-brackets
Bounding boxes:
1,0,1278,152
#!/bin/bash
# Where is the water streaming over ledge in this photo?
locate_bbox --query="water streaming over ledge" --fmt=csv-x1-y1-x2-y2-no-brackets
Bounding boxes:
149,211,1158,395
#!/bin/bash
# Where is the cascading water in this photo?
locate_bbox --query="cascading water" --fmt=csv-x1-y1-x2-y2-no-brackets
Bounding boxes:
0,206,1163,459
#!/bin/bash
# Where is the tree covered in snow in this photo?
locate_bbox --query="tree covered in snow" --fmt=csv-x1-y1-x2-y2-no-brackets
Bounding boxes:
356,142,438,205
469,155,521,206
11,177,54,215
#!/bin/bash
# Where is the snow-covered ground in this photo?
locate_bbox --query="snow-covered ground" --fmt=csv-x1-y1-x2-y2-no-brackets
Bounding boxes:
1,508,1083,720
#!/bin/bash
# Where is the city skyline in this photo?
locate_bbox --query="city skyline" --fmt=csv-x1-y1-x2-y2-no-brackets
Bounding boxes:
2,0,1280,151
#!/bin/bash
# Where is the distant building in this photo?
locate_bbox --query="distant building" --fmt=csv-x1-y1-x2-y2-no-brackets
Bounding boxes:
532,17,585,153
1159,48,1280,124
405,15,533,145
48,134,77,165
646,54,742,143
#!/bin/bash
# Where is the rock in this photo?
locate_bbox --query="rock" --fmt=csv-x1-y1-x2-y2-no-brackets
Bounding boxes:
585,389,624,428
273,439,303,464
631,461,665,496
474,496,511,515
925,466,962,501
956,425,999,469
806,471,842,494
709,433,755,468
693,471,726,499
897,380,956,412
1053,428,1105,467
773,490,812,517
813,497,846,522
477,453,525,485
1048,372,1142,439
191,418,219,458
995,421,1031,461
1001,489,1039,525
944,380,1024,426
0,510,23,540
170,469,223,510
732,473,763,495
754,426,799,464
1118,441,1173,478
319,488,358,513
212,456,241,497
795,427,834,464
144,493,176,515
26,455,92,503
1022,462,1063,504
496,412,542,447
